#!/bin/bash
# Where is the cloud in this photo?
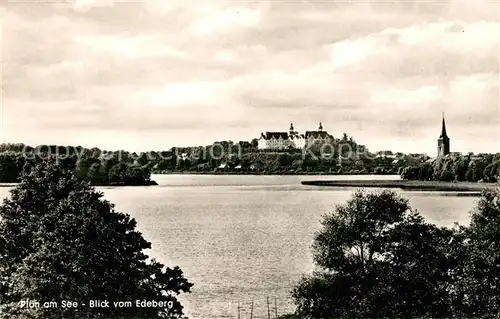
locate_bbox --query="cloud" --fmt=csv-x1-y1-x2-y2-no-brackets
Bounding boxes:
2,0,500,153
188,6,261,36
73,0,115,11
328,35,388,69
131,81,233,108
370,86,443,107
73,34,183,59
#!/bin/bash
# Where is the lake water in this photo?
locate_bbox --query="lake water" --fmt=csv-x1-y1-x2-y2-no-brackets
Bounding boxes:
0,174,480,319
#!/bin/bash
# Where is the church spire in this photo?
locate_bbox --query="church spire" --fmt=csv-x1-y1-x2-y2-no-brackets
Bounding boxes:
440,112,449,139
437,113,450,157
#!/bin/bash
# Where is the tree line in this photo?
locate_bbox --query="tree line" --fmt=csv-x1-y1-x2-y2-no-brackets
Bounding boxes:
0,144,155,185
0,139,429,180
0,160,192,318
401,153,500,182
145,136,423,175
284,188,500,318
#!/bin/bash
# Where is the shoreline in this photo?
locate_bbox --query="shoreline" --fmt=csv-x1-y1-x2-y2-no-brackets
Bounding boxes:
301,180,498,192
0,180,159,187
92,180,159,187
153,171,397,176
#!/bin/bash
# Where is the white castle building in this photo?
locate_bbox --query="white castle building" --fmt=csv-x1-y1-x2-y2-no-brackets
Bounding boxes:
257,122,333,150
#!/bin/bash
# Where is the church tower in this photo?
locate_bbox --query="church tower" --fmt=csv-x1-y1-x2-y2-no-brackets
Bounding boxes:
437,113,450,157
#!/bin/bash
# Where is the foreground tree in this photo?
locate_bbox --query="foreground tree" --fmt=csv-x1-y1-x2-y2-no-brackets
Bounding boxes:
292,190,453,318
453,188,500,317
0,160,193,318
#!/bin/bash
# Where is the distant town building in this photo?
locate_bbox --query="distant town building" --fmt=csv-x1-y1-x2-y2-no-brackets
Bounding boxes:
218,163,228,170
257,122,331,150
437,113,450,157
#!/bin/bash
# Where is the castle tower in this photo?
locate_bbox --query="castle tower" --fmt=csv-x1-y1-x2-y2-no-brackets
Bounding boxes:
289,122,295,137
437,113,450,157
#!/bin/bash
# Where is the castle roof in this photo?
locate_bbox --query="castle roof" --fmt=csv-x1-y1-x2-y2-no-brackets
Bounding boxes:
265,132,289,140
305,131,332,139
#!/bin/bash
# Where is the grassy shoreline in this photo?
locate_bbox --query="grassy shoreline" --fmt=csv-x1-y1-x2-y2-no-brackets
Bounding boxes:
153,171,397,176
301,179,498,192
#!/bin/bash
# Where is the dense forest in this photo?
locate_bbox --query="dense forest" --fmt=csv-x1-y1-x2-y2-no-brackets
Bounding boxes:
0,161,192,318
281,189,500,318
148,134,427,175
0,144,155,185
0,134,436,183
400,153,500,182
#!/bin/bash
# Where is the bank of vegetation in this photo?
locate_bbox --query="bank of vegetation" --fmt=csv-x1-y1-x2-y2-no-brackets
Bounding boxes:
0,160,192,318
2,141,498,186
401,153,500,182
282,188,500,318
158,135,427,175
0,144,156,186
0,138,426,183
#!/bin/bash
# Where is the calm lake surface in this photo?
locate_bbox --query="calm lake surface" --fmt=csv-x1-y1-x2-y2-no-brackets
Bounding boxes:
0,174,480,319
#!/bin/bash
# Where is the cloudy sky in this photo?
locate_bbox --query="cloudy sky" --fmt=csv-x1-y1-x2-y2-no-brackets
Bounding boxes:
1,0,499,154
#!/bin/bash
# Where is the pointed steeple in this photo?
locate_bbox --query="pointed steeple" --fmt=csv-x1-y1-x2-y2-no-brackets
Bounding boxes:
440,112,449,139
437,113,451,157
